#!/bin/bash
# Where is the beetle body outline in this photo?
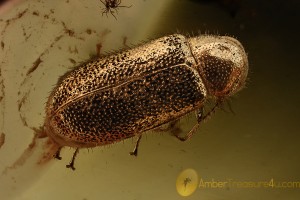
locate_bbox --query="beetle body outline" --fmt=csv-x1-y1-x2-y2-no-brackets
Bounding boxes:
44,34,248,169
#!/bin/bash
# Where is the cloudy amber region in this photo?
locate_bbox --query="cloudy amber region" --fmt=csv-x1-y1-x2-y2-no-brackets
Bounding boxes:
176,168,199,197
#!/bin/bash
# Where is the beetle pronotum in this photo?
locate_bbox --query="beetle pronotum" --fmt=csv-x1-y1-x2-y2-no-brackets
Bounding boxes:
44,34,248,170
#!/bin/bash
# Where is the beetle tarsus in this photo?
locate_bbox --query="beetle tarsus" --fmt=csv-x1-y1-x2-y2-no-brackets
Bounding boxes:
66,148,79,170
129,135,142,156
54,147,62,160
174,124,200,142
174,103,220,141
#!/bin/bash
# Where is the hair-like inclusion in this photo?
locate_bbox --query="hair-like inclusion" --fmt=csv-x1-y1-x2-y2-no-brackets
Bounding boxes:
44,34,248,149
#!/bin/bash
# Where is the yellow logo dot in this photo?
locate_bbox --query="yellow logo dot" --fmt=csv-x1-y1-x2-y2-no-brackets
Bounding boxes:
176,168,199,197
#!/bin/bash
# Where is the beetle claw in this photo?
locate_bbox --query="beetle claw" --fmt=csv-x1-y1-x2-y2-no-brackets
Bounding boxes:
54,147,62,160
129,135,142,157
65,148,79,171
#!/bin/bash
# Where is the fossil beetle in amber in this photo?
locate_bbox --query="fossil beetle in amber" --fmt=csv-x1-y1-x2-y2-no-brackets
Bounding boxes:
44,34,248,169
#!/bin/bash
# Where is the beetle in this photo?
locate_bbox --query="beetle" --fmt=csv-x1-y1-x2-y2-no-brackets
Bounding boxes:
44,34,248,170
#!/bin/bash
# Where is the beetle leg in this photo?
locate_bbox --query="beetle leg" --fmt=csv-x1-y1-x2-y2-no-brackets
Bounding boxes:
219,99,235,115
175,102,220,141
153,119,179,132
66,148,79,170
174,109,204,141
129,135,142,156
54,147,62,160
